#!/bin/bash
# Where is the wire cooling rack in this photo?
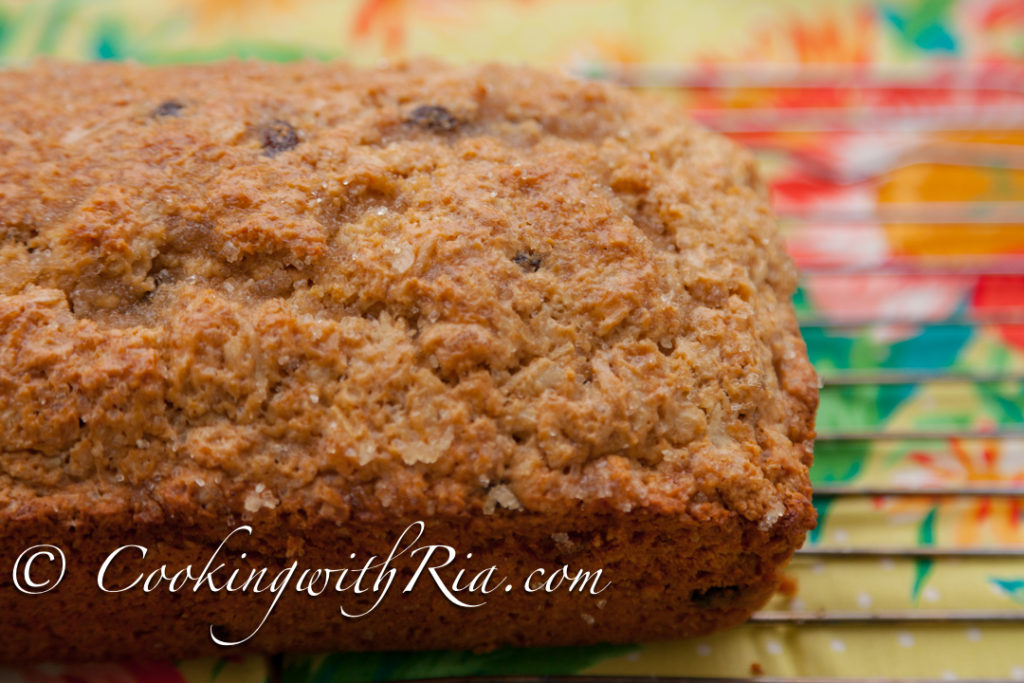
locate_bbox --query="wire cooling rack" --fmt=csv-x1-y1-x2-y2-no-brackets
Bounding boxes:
581,64,1024,682
293,66,1024,683
10,62,1024,683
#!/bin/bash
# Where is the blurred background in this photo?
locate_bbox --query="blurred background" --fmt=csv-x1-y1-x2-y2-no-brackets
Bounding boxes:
3,1,1024,682
0,0,1022,67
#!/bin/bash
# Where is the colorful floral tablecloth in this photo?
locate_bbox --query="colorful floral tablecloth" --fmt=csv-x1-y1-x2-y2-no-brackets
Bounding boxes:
3,1,1024,681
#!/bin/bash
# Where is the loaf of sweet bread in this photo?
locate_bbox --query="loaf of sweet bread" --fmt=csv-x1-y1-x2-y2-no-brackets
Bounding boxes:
0,59,817,662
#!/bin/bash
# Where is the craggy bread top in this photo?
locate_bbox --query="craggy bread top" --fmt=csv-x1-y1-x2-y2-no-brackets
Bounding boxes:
0,60,817,528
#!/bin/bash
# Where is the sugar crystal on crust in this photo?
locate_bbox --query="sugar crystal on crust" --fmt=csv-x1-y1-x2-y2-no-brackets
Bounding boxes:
0,60,816,531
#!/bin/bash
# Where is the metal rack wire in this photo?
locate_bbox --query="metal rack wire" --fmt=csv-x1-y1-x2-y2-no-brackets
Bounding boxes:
747,375,1024,629
592,65,1024,683
263,70,1024,683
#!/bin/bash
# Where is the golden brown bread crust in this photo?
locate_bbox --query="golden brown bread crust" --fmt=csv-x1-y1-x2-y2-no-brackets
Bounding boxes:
0,59,816,662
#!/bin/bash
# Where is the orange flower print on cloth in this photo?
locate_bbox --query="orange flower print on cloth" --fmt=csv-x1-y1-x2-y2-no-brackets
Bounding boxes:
695,6,876,64
3,1,1024,681
864,437,1024,602
905,438,1024,545
352,0,410,53
351,0,497,55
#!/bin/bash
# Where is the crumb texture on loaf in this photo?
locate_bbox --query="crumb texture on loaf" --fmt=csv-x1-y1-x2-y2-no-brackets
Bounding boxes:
0,61,816,528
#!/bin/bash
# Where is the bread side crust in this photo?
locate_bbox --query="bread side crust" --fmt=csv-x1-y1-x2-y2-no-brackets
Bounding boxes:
0,496,811,661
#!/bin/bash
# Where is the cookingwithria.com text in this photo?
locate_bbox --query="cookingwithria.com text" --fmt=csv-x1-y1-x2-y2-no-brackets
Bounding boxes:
9,521,610,645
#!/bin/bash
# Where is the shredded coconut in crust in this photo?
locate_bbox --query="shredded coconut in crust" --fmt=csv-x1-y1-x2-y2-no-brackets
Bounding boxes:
0,60,817,527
